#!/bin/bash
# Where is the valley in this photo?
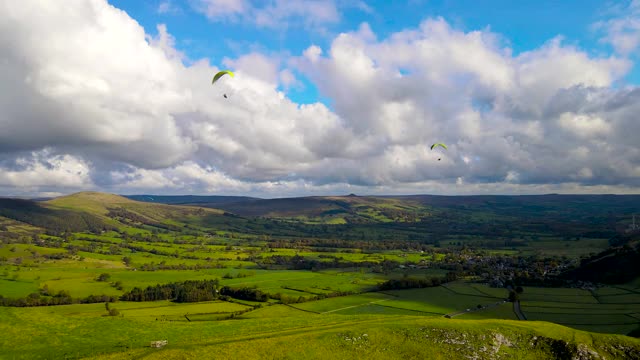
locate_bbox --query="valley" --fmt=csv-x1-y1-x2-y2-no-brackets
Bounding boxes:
0,192,639,359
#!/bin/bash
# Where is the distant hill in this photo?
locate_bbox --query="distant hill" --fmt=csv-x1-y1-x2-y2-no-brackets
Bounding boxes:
188,195,429,224
559,234,640,284
153,193,640,229
2,191,639,240
125,194,259,205
0,192,225,233
0,196,113,233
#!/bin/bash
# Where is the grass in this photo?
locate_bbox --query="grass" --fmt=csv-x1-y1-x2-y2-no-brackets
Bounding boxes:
381,286,503,315
456,302,518,320
291,293,394,313
518,284,640,334
2,191,640,359
1,304,638,360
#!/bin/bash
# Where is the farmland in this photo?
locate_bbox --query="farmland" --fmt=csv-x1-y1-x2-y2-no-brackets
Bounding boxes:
520,285,640,335
0,192,640,358
1,301,639,360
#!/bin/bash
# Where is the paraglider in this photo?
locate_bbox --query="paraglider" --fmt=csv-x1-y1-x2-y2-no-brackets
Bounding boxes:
212,70,234,85
430,143,447,161
212,70,234,99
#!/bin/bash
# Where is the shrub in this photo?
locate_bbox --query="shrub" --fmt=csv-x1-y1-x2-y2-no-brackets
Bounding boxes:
96,273,111,282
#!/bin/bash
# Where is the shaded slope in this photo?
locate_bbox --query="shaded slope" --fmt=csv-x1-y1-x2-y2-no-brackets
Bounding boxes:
199,195,428,224
125,195,259,206
0,197,113,233
0,192,227,233
560,238,640,284
45,192,225,231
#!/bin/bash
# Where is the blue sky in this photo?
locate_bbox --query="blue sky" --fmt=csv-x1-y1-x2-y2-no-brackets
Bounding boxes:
1,0,640,197
110,0,640,105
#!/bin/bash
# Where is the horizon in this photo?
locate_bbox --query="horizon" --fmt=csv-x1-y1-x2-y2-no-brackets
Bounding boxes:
4,190,640,201
1,1,640,197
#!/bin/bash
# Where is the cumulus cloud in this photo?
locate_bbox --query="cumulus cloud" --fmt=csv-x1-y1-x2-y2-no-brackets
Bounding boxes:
0,149,93,192
594,0,640,56
0,1,639,197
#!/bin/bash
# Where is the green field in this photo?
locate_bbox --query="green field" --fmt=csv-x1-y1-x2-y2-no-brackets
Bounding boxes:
291,292,395,313
1,192,640,358
1,302,639,360
519,285,640,334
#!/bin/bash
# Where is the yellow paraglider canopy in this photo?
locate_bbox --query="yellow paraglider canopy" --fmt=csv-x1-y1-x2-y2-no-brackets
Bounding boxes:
212,70,234,85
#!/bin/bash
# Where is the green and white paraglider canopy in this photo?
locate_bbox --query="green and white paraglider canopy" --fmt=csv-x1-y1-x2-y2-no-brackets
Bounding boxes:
430,143,447,150
430,143,447,161
212,70,234,85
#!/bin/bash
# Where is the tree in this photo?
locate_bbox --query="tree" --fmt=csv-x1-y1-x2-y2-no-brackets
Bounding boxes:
96,273,111,282
508,290,519,302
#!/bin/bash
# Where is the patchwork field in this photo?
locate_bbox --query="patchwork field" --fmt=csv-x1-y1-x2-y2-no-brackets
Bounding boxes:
1,192,640,358
520,285,640,335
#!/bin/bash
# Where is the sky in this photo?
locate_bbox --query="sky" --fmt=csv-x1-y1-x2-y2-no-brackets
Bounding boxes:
1,0,640,198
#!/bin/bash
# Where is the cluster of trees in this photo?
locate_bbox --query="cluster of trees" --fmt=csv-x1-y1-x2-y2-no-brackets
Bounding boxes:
120,279,220,302
266,238,435,252
377,275,452,291
251,254,402,272
220,286,268,302
0,291,117,307
120,279,270,303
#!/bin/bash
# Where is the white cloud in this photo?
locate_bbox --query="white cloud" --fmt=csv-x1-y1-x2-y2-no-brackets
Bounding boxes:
558,112,611,138
193,0,340,29
193,0,248,20
223,52,279,84
279,69,301,90
157,0,181,14
0,1,639,197
594,0,640,55
0,149,93,189
303,45,323,62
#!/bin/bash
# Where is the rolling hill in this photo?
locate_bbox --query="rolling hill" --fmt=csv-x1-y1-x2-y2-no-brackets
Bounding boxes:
0,192,225,233
127,194,431,224
125,194,259,206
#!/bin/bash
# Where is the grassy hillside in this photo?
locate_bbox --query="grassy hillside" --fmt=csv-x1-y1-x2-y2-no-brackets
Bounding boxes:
186,195,430,224
0,302,638,359
0,197,113,233
47,191,223,218
136,193,640,240
125,195,259,206
0,192,230,234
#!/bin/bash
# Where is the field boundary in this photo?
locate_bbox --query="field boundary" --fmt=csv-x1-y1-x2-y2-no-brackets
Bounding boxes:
284,303,320,314
376,303,444,315
321,299,390,314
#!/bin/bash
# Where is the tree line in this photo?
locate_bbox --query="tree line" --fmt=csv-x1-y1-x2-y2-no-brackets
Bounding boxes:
120,279,269,303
